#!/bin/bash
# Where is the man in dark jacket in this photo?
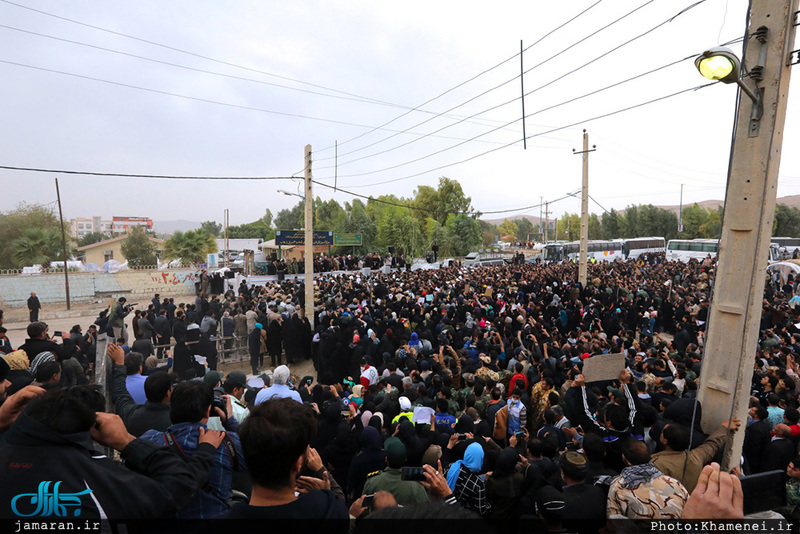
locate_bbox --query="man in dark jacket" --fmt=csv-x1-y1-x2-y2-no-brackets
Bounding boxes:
141,378,246,519
744,406,772,473
226,397,349,521
0,385,224,519
154,309,172,358
559,451,606,534
17,322,68,364
762,424,796,473
249,323,264,375
27,292,41,323
108,342,172,437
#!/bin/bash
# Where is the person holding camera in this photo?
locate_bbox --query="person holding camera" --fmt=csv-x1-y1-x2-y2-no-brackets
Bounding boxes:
140,379,247,518
108,297,132,344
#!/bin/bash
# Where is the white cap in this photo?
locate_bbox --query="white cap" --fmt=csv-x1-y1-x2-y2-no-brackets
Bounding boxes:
399,396,412,411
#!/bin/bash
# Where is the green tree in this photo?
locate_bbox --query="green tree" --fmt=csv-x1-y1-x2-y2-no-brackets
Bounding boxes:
681,204,709,239
412,177,473,226
445,214,482,257
479,220,500,247
773,204,800,237
341,200,377,252
698,207,722,238
497,219,518,240
315,198,346,232
163,229,217,264
516,218,535,242
11,228,66,268
0,202,64,269
200,221,222,238
589,214,602,240
556,213,581,241
602,209,622,239
274,202,305,230
120,226,158,267
78,232,109,247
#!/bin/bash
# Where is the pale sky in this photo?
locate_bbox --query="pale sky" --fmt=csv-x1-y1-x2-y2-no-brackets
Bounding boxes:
1,0,799,227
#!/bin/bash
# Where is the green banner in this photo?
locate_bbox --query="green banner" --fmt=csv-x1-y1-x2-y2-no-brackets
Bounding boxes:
334,233,363,246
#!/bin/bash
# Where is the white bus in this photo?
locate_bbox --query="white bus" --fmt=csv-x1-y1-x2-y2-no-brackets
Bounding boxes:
620,237,666,260
541,240,624,262
666,239,719,261
667,239,782,263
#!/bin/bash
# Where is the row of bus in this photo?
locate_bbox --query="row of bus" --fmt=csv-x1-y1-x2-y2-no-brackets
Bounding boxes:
540,237,796,263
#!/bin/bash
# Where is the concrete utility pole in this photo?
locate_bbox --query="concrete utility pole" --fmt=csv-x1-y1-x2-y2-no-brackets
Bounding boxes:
698,0,798,470
304,145,315,330
573,130,596,286
544,202,549,243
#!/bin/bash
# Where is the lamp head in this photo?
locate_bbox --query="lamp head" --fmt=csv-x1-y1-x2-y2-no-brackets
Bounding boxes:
695,47,741,84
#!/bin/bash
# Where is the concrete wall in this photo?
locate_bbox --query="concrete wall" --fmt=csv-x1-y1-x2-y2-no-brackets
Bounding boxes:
0,269,197,308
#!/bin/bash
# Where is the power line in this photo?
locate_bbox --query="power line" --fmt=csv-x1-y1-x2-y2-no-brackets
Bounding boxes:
315,0,606,158
317,0,657,166
338,82,717,192
0,22,535,133
0,165,295,180
319,0,707,179
318,53,694,174
0,0,424,111
0,59,513,146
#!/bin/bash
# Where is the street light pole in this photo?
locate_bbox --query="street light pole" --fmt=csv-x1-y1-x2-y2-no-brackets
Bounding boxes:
697,0,798,470
304,145,315,330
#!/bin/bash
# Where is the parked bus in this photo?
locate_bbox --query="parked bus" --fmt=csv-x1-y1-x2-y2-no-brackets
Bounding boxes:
541,240,624,262
620,237,666,260
667,238,782,263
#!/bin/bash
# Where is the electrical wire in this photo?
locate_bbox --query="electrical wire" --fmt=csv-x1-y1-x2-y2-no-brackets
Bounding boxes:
0,58,515,145
0,22,537,133
316,0,656,163
0,165,296,180
317,53,694,172
333,82,717,189
0,0,428,110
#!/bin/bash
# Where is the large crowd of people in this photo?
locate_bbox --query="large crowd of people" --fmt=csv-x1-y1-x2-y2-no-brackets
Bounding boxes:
0,252,798,530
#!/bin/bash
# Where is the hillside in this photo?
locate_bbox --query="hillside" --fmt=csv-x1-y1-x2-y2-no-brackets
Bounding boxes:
482,195,800,224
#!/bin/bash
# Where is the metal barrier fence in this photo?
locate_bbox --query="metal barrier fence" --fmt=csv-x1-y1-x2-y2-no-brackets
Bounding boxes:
152,335,250,366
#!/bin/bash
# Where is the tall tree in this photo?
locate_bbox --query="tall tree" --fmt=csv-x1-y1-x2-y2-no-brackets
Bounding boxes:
412,177,473,226
120,226,158,267
773,204,800,237
516,218,536,242
445,214,482,257
200,221,222,238
274,202,305,230
601,209,622,239
163,230,217,264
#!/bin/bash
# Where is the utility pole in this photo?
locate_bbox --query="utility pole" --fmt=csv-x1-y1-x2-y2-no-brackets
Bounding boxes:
573,130,596,286
698,0,798,470
544,202,549,243
304,145,315,330
224,208,229,267
539,196,543,243
678,184,684,233
55,178,70,310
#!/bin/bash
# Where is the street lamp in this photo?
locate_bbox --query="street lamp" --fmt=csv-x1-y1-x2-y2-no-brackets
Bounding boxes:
695,47,759,103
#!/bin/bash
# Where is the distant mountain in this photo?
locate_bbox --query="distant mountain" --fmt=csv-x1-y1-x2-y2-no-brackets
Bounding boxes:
152,220,202,234
482,195,800,225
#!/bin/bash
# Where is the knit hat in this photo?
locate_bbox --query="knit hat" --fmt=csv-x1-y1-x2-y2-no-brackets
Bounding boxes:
384,437,407,468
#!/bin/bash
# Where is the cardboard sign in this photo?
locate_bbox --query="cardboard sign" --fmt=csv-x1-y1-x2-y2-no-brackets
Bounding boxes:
582,352,625,383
